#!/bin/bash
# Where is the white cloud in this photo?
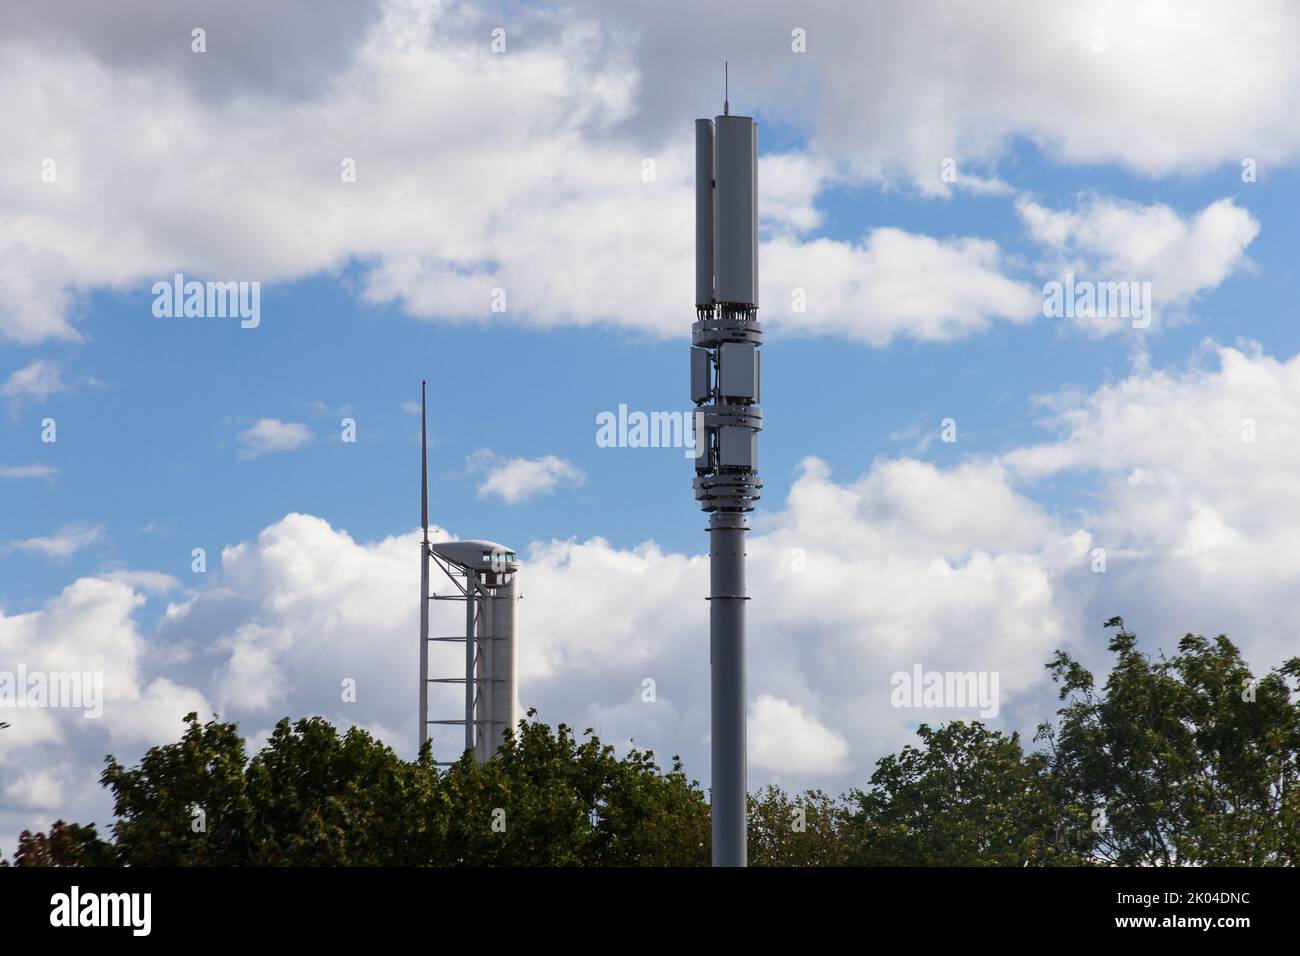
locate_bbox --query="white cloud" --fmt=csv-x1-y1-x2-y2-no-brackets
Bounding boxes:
6,0,378,101
11,341,1300,845
763,230,1039,345
236,419,313,459
1003,343,1300,652
759,152,835,234
1,359,65,403
3,768,66,810
0,464,58,480
193,514,417,717
5,0,1300,850
118,344,1300,797
100,570,180,594
93,455,1085,803
0,578,213,750
9,0,1259,347
749,695,850,775
1020,196,1260,332
468,449,585,505
104,677,212,745
567,0,1300,193
0,1,662,342
10,522,103,559
0,572,213,848
215,624,290,713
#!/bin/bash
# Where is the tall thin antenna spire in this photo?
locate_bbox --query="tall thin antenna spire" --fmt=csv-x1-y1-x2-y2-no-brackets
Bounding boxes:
421,380,429,543
724,61,729,115
418,380,430,750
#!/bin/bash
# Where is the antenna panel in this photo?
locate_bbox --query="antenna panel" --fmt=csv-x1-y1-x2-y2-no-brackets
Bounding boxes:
712,115,758,307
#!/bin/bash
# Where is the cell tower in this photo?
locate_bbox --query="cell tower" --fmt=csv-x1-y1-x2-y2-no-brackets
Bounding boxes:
417,382,520,764
692,90,761,867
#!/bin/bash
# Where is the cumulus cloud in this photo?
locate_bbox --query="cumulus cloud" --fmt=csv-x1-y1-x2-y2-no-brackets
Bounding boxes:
1004,343,1300,651
566,0,1300,192
7,0,379,100
0,580,212,746
3,768,67,811
235,419,313,459
103,677,213,746
170,458,1083,788
759,152,835,233
11,342,1300,845
1020,196,1260,332
764,229,1039,345
6,0,1300,853
0,0,657,342
749,695,850,775
2,445,1086,848
10,1,1281,345
195,514,418,716
467,449,585,505
142,465,1076,801
0,572,213,845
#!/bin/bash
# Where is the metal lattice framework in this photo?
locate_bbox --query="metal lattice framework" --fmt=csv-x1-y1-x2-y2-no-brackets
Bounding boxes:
422,549,516,765
417,380,519,766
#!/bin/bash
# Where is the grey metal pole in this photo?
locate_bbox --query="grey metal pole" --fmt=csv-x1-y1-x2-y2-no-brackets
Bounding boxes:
464,574,476,754
484,593,494,757
692,109,760,867
419,380,429,751
710,512,747,865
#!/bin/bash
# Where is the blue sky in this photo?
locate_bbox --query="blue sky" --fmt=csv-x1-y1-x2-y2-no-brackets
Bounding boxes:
4,155,1286,608
3,0,1300,843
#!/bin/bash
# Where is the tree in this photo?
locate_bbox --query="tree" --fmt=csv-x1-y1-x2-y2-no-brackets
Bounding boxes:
1037,617,1300,866
243,716,425,865
75,708,710,866
11,622,1299,867
438,712,709,866
748,786,850,866
11,821,115,867
843,721,1087,865
101,711,254,865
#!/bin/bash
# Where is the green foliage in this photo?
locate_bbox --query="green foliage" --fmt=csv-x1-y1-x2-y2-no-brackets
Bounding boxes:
40,708,708,866
101,712,254,865
244,717,423,865
1037,617,1300,865
844,722,1088,865
9,620,1298,866
748,786,850,865
439,714,709,866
